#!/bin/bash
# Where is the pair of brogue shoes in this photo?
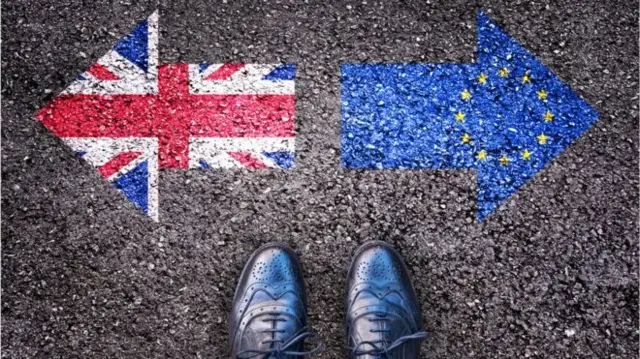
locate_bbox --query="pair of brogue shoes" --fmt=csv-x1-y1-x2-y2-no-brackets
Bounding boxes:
229,241,427,358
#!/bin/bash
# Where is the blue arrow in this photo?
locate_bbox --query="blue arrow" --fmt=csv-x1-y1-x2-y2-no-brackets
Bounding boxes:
341,11,599,221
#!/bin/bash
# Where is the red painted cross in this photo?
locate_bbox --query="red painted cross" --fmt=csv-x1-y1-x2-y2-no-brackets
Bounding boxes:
36,64,295,169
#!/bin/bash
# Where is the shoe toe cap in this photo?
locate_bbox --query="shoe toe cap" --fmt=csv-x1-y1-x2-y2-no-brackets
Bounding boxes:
348,242,411,287
245,244,303,286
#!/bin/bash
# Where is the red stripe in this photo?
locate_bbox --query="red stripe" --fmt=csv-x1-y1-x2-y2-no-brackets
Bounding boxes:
97,152,142,178
36,94,295,136
228,152,269,169
190,95,294,137
86,63,120,80
36,94,158,137
157,64,191,169
204,63,245,80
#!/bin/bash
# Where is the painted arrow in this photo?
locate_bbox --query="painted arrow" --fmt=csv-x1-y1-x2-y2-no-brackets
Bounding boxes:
35,12,296,221
341,11,599,220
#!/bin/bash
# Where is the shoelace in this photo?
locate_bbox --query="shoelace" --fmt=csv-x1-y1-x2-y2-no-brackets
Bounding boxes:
350,314,428,358
350,332,428,357
236,325,323,359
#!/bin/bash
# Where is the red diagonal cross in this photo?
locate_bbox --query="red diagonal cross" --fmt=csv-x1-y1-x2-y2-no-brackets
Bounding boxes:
36,64,295,169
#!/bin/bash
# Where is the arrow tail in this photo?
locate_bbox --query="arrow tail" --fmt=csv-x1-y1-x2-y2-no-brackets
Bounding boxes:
341,63,479,170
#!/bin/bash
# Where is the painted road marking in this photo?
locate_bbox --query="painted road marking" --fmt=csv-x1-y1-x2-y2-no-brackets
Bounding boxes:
341,11,599,220
35,12,296,221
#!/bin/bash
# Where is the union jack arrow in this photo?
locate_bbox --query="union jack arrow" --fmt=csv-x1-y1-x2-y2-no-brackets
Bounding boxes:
36,12,296,220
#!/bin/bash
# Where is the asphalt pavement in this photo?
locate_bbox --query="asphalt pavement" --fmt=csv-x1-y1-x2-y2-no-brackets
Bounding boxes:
2,0,638,358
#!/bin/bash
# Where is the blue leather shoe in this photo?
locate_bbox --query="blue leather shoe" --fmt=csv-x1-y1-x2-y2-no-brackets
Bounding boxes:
230,243,321,358
345,241,428,358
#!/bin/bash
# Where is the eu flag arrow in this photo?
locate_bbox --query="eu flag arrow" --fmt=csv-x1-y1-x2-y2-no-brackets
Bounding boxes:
341,11,599,221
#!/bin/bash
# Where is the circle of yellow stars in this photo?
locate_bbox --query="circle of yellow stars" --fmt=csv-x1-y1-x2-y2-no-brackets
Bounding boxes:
454,67,555,166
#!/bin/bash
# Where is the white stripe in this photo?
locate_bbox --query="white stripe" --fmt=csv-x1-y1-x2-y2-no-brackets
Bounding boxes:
63,50,158,95
98,51,147,78
226,64,278,82
189,137,294,169
253,153,278,168
146,11,159,78
105,154,145,182
199,153,244,169
189,64,295,95
199,64,225,79
190,137,294,152
64,138,157,166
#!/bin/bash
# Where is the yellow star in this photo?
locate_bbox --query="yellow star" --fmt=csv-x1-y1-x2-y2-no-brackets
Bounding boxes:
522,74,531,83
498,67,510,78
461,89,472,101
537,89,548,101
455,111,466,122
476,150,487,160
499,155,510,166
478,73,488,84
521,149,532,160
544,111,554,122
461,133,472,144
537,133,549,145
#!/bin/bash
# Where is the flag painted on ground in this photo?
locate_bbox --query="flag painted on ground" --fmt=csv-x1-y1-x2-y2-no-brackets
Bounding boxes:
341,11,598,220
35,12,296,221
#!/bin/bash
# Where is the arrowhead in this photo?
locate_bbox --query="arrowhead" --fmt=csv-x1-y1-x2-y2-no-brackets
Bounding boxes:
35,12,160,220
474,11,599,220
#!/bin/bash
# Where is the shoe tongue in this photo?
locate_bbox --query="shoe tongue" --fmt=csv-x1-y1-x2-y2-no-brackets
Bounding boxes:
242,313,298,352
351,312,408,359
